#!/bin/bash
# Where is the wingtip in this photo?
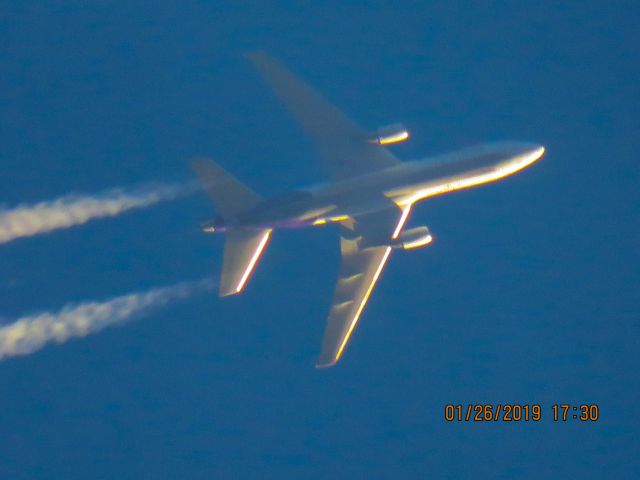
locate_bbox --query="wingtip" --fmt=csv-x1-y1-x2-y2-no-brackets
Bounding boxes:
315,356,338,369
219,287,242,298
188,156,217,175
315,363,336,370
243,49,268,64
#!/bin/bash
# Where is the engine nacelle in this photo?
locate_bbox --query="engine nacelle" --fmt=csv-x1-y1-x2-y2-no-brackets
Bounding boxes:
368,123,409,145
392,226,433,250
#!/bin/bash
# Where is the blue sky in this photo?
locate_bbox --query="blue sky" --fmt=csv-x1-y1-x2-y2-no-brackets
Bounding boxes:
0,1,638,478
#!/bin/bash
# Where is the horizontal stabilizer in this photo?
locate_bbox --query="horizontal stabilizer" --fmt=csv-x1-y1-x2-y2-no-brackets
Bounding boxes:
220,229,272,296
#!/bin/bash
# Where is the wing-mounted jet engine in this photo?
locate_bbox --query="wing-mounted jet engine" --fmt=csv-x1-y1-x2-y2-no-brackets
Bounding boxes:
392,226,433,250
368,123,410,145
358,224,433,250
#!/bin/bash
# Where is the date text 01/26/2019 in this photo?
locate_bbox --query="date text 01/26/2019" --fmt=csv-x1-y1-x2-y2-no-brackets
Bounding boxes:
444,404,600,422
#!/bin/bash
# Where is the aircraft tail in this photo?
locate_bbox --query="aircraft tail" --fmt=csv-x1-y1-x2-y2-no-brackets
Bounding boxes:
190,158,271,297
190,158,262,218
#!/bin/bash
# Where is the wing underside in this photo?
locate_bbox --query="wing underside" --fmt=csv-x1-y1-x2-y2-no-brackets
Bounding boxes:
242,52,410,366
246,51,402,180
317,207,408,367
317,242,392,367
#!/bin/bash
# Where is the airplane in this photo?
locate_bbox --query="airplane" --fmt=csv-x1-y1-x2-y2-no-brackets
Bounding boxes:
191,51,545,368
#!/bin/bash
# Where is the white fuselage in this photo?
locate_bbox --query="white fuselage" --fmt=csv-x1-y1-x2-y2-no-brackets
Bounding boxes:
233,141,545,229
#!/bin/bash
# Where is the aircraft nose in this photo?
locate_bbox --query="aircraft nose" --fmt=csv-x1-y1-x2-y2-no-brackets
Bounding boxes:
527,143,545,161
512,141,543,155
510,142,545,171
490,141,545,160
509,142,545,163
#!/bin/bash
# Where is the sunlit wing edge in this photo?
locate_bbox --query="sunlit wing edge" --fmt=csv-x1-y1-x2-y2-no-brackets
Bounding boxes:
316,246,393,368
234,230,272,293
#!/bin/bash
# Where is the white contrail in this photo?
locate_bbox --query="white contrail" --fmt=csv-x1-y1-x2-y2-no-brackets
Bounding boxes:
0,182,196,244
0,278,215,361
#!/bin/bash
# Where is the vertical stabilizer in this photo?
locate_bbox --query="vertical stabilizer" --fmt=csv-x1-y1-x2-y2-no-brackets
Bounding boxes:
191,158,262,218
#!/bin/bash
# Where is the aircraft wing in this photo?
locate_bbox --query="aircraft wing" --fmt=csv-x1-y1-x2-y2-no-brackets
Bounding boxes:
246,51,402,180
317,206,409,367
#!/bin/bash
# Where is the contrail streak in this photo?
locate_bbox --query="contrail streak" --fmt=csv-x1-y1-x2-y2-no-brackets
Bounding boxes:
0,278,215,361
0,182,196,244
